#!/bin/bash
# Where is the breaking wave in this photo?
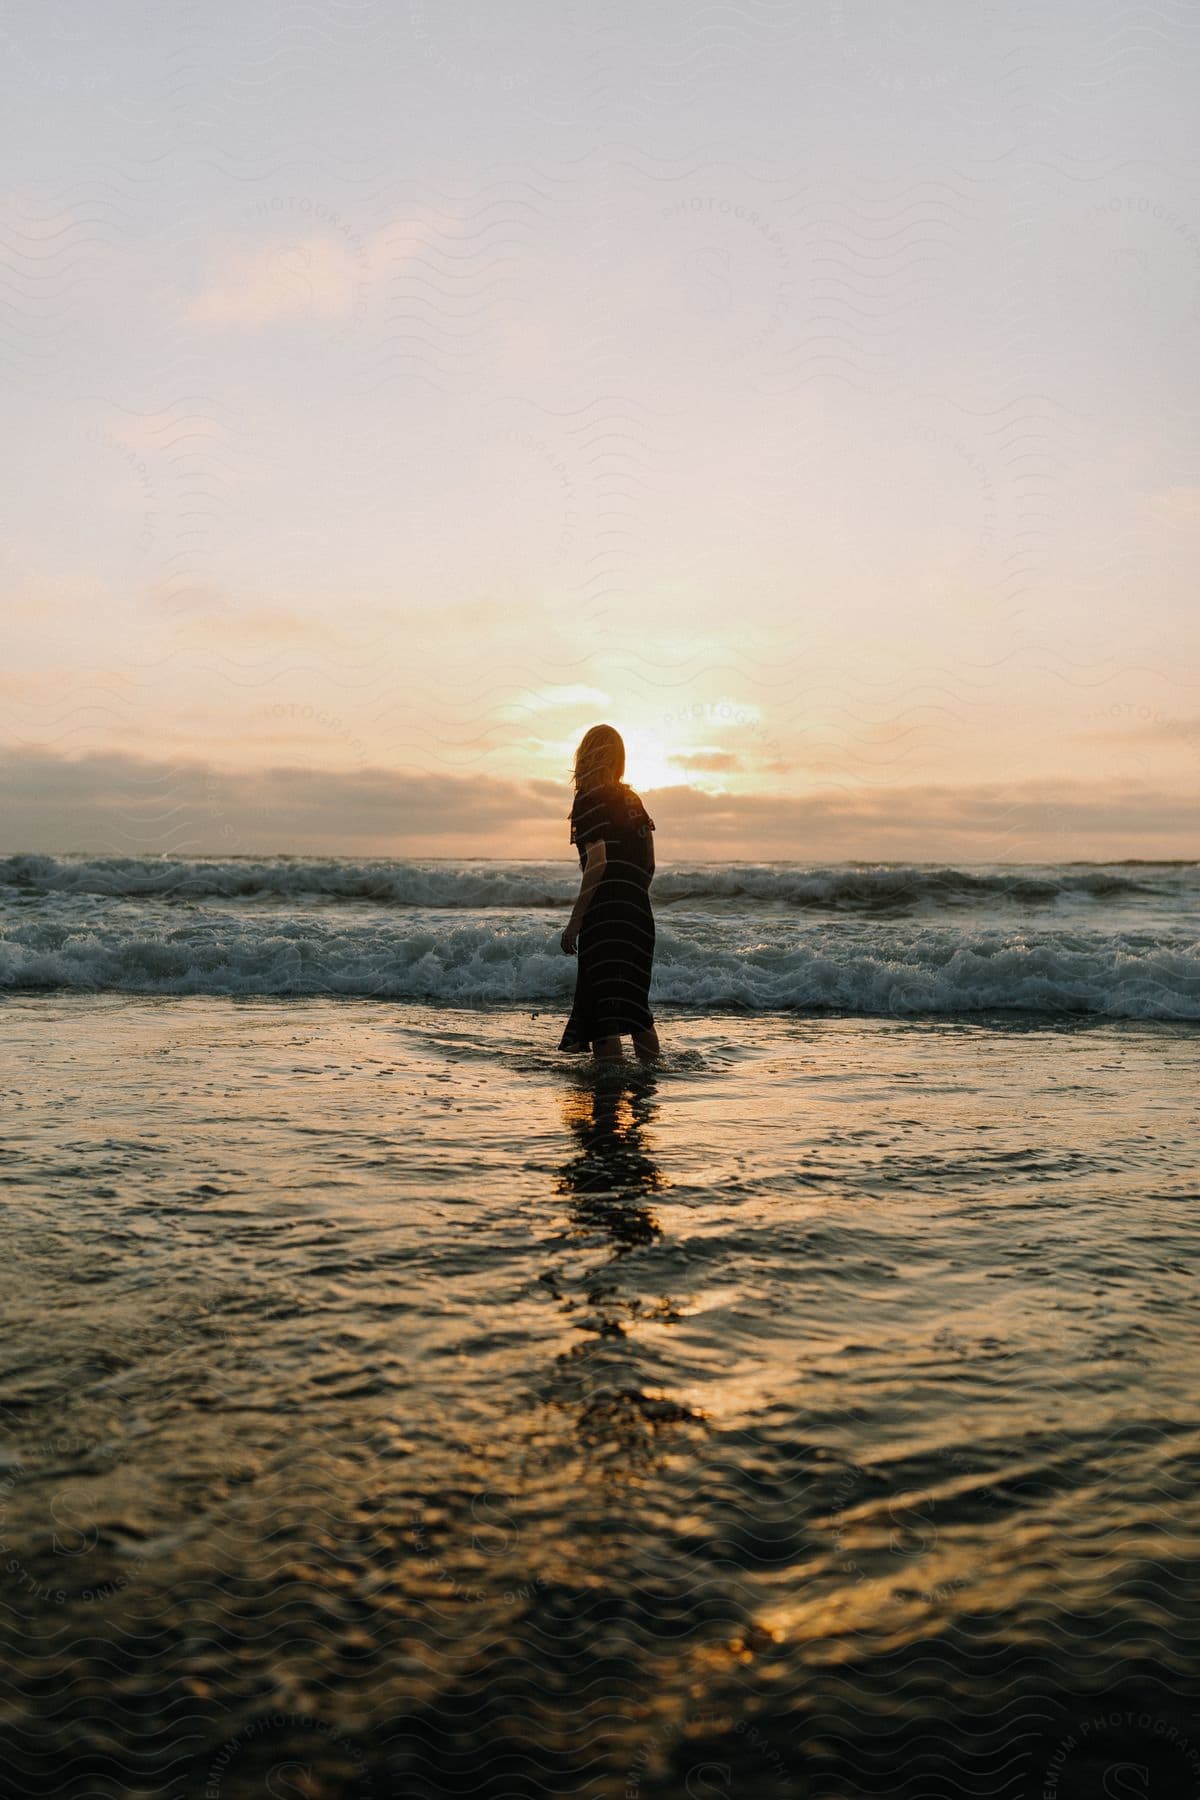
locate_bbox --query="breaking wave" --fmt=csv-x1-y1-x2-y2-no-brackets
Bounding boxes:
3,913,1197,1019
1,854,1191,911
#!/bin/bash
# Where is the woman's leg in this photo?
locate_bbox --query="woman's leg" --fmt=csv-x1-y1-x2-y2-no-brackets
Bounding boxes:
594,1035,624,1063
632,1026,660,1062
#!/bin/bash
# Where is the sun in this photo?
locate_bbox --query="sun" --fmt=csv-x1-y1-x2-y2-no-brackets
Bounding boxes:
545,716,702,794
618,726,682,794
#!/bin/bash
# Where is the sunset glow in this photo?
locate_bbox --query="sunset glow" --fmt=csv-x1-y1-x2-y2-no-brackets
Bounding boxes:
1,6,1196,863
5,13,1199,1799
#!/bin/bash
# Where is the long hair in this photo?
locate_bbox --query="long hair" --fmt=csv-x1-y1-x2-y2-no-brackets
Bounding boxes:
572,723,625,792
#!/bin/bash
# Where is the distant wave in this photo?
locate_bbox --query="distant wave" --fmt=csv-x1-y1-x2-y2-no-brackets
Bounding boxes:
1,854,1192,911
3,914,1197,1019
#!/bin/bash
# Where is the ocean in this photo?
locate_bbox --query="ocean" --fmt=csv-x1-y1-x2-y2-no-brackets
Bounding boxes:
2,856,1198,1797
3,853,1199,1016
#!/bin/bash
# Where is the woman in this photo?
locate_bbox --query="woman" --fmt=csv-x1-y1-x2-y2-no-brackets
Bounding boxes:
559,724,660,1063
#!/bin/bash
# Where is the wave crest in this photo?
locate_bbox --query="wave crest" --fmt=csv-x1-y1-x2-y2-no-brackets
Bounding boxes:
2,914,1197,1019
1,854,1189,911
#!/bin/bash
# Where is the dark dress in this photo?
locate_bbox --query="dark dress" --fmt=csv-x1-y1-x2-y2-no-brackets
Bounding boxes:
559,782,656,1051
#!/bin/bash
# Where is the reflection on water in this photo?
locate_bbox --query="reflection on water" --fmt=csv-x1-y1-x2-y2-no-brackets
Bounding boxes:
1,1000,1199,1799
548,1078,708,1473
555,1077,666,1245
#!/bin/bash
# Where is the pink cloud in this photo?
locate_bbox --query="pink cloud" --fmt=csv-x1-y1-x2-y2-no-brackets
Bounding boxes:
187,237,364,328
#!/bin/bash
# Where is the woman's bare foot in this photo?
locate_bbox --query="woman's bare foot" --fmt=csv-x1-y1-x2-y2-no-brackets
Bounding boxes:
632,1027,660,1063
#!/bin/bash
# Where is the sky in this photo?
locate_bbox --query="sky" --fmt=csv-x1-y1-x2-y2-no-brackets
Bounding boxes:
1,0,1197,861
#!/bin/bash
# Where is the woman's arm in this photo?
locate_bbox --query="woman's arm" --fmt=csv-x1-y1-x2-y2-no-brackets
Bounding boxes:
561,838,606,953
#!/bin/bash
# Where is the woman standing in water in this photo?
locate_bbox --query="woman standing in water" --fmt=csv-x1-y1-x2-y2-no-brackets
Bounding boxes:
559,724,660,1064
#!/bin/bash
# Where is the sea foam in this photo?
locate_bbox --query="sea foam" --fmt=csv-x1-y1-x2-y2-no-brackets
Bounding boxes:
1,854,1191,911
2,912,1197,1018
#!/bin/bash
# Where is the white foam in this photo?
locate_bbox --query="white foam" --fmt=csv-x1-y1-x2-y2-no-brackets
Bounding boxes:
2,912,1197,1019
2,854,1193,911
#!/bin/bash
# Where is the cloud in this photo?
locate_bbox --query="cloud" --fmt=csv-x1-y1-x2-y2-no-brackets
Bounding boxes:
524,686,611,712
183,210,444,332
1,749,1195,861
1147,486,1200,523
497,685,611,723
671,749,742,773
102,410,225,452
1077,715,1200,749
179,606,355,644
644,779,1198,860
0,749,566,856
187,237,363,328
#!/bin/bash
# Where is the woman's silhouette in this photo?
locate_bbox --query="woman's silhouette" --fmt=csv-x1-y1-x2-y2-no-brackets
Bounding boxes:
559,724,660,1064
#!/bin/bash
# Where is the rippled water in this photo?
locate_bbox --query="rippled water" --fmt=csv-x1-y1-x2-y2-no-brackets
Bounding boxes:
2,995,1198,1797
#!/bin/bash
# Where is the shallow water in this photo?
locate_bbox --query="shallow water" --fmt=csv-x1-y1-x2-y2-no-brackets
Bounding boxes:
2,996,1198,1797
